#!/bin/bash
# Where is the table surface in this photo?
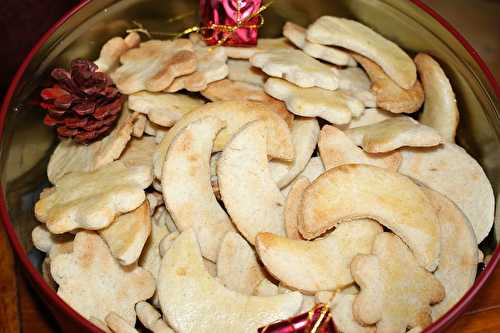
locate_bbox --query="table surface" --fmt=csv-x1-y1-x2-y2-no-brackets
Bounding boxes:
0,0,499,332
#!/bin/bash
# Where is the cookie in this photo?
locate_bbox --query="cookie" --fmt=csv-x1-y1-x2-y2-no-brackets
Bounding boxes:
398,143,494,243
269,117,320,188
144,120,170,143
154,101,294,179
307,16,416,89
256,220,382,293
318,125,402,171
217,121,286,244
105,312,139,333
351,233,445,333
284,177,310,240
32,224,73,254
283,21,356,67
217,232,266,294
223,37,294,59
265,78,364,124
51,231,155,325
250,49,338,90
89,317,112,333
336,67,376,108
166,46,228,92
201,79,293,127
119,136,157,170
35,161,152,234
353,54,424,114
315,291,334,304
47,108,138,184
99,201,151,265
132,114,147,138
330,292,375,333
162,116,234,261
277,284,315,313
158,230,180,258
95,32,141,73
227,59,267,86
345,116,443,153
136,302,175,333
299,164,441,271
157,230,303,333
254,279,279,296
111,39,197,94
339,108,398,130
415,53,459,142
139,206,171,307
420,188,477,320
281,156,325,197
128,92,204,127
42,258,58,290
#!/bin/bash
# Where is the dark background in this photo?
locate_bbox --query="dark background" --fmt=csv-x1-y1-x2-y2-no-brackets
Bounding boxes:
0,0,497,100
0,0,80,98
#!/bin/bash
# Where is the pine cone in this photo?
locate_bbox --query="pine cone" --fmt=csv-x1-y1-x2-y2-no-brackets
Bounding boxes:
41,59,124,144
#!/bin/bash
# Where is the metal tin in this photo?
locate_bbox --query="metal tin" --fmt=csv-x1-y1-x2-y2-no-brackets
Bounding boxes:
0,1,498,332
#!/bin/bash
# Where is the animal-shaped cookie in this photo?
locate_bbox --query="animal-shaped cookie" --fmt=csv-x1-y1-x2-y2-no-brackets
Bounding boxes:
47,108,139,184
351,233,445,333
227,59,267,86
345,116,443,153
128,92,204,127
51,231,155,325
283,21,356,67
223,37,294,59
95,32,141,73
250,49,338,90
99,201,151,265
35,161,152,233
166,46,228,92
265,78,364,124
111,39,197,94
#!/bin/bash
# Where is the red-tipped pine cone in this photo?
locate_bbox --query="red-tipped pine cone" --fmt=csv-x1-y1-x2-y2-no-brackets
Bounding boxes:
40,59,124,144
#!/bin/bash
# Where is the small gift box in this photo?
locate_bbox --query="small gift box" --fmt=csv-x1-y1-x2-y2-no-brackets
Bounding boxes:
200,0,263,46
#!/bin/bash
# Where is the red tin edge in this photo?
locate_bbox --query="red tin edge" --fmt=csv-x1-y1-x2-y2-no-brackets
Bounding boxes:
409,0,500,332
0,2,107,331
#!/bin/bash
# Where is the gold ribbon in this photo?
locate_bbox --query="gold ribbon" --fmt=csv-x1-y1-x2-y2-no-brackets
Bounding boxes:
127,1,273,47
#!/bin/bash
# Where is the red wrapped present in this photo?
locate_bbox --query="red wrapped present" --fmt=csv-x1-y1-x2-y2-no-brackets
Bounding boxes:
200,0,263,46
258,303,337,333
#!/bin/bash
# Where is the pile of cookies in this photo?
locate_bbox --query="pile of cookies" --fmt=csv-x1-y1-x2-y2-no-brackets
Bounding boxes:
32,15,494,333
